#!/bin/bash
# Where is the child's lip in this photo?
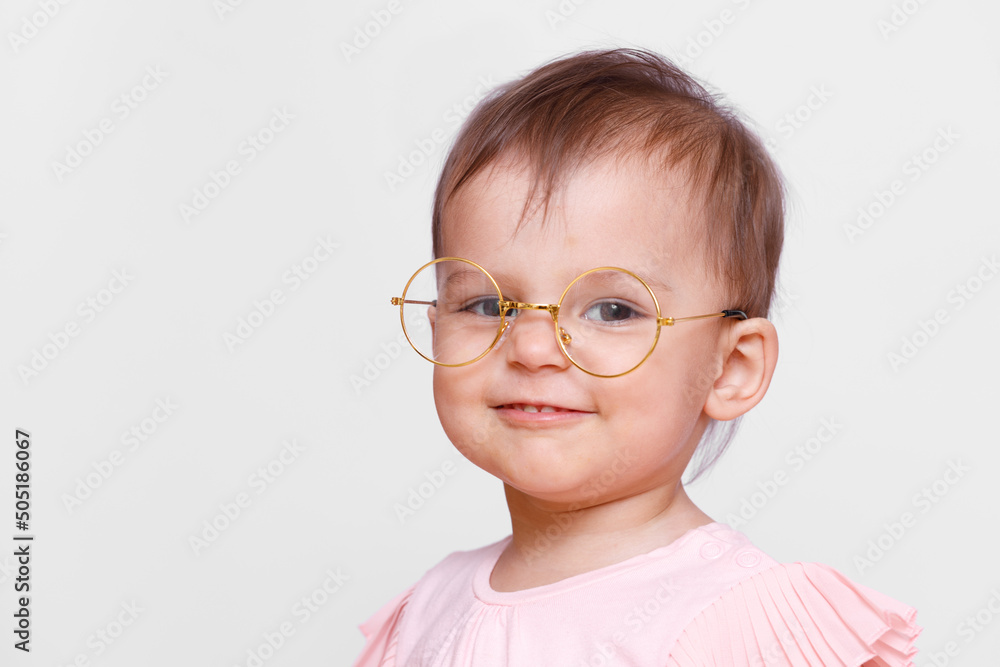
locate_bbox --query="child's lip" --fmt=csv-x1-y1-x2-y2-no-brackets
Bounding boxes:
492,402,593,414
493,404,592,424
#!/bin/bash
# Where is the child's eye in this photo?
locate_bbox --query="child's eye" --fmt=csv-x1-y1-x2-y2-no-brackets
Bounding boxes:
460,297,506,318
582,300,640,324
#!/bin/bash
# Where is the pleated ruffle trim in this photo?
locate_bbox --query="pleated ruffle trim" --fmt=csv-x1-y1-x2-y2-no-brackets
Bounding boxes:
667,562,921,667
352,586,414,667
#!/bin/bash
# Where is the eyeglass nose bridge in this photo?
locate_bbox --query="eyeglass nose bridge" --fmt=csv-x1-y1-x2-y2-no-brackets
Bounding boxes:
499,300,560,319
495,300,572,350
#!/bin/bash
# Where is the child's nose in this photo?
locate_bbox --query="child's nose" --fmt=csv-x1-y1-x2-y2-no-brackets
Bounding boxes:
497,310,570,372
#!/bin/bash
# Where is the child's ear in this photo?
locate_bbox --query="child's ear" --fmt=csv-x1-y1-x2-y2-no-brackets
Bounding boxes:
704,317,778,421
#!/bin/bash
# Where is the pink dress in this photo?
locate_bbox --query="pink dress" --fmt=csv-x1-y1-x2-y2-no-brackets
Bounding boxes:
351,522,920,666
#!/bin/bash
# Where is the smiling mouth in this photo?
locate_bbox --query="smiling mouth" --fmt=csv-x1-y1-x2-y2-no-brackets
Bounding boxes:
498,404,582,413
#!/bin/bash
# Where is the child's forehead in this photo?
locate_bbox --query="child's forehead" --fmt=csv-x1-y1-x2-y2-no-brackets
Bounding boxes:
440,156,710,276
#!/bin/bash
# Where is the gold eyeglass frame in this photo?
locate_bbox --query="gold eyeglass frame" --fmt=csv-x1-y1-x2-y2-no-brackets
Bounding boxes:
390,257,748,378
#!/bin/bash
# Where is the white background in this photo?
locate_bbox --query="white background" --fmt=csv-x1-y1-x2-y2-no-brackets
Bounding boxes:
2,1,998,665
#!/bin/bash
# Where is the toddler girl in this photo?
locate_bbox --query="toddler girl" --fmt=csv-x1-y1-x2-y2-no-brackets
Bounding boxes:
353,48,920,666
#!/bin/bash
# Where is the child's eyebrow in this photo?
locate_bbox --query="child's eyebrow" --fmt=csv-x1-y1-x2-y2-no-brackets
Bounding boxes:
588,270,675,296
481,269,675,296
441,269,489,289
638,275,673,295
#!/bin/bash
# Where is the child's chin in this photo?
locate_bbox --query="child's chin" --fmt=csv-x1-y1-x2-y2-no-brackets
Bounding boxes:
499,469,612,506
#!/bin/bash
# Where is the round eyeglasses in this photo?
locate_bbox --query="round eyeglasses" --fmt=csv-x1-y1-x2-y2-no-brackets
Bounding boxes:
390,257,747,378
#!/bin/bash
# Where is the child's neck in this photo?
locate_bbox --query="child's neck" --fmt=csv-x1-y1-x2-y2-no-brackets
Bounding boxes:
490,483,714,593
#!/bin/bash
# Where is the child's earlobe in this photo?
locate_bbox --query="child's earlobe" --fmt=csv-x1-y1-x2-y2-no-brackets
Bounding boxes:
703,318,778,421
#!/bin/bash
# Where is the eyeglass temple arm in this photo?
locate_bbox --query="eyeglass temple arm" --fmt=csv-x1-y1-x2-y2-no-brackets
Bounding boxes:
659,309,747,326
391,297,435,306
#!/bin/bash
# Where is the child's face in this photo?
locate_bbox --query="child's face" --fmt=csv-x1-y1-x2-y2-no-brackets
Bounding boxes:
434,156,731,507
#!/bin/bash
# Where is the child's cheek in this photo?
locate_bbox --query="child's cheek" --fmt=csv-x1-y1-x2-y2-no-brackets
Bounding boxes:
432,370,487,460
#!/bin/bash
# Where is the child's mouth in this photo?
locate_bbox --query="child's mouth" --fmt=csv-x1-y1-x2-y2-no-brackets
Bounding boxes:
501,403,577,413
492,403,596,426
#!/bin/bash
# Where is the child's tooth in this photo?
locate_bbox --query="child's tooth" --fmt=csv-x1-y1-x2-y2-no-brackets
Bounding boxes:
540,406,556,413
522,405,538,413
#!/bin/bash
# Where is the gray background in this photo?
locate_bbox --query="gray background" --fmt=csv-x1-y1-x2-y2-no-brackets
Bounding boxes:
2,0,998,665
